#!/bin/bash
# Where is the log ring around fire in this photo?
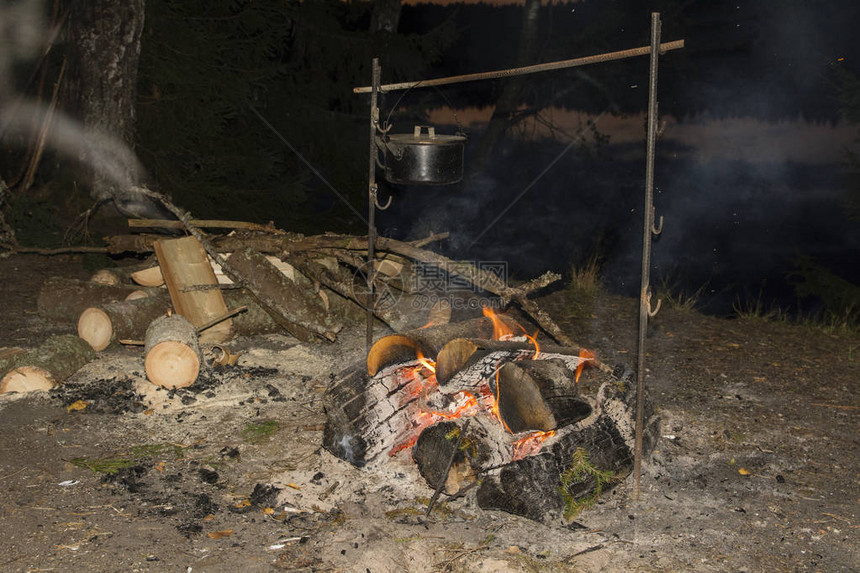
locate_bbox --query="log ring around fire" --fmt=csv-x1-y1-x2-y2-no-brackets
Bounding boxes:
323,349,659,523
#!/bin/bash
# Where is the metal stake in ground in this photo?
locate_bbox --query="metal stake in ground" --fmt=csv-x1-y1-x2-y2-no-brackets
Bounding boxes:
634,12,665,501
366,58,381,351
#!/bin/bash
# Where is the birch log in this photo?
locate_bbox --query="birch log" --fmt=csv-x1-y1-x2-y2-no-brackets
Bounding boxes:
0,335,95,393
144,314,202,389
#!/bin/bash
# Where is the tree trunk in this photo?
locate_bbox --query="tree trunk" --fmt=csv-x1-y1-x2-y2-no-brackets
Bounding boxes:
468,0,542,177
63,0,146,202
370,0,402,34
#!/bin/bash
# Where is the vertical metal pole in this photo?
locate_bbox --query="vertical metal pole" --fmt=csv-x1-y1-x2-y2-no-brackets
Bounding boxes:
634,13,662,502
366,59,381,352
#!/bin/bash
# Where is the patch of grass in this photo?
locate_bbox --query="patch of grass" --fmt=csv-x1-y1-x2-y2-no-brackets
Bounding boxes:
70,456,137,475
657,276,709,312
241,420,280,444
559,448,616,521
568,253,603,297
511,553,580,573
732,293,788,322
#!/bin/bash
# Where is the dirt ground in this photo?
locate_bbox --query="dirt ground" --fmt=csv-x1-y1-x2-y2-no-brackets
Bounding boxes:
0,253,857,573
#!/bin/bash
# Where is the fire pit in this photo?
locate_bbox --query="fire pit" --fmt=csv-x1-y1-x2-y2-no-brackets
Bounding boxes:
323,310,659,523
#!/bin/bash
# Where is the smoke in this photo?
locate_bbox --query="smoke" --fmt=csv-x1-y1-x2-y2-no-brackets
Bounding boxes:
0,0,156,218
0,1,42,99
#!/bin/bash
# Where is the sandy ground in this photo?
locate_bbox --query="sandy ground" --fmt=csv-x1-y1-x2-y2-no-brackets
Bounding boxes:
0,254,858,572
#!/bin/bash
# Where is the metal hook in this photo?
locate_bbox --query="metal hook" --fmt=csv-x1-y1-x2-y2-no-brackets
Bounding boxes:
371,184,392,210
374,193,392,210
651,208,664,236
377,121,392,136
645,287,662,317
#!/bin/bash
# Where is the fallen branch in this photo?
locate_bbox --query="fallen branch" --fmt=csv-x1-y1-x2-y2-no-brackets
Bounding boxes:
128,218,287,234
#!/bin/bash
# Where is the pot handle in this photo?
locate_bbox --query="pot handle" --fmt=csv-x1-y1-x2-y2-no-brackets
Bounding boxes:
376,134,404,161
414,125,436,138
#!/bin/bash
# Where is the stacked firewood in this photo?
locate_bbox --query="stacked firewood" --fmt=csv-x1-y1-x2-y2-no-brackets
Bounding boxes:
3,215,571,394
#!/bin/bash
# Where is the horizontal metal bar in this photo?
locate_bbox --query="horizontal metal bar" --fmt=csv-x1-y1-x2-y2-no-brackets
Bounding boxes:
354,39,684,94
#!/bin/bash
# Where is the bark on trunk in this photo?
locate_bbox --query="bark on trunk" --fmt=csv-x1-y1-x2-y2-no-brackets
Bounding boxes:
37,276,159,322
77,294,172,351
63,0,146,202
226,248,342,342
370,0,402,33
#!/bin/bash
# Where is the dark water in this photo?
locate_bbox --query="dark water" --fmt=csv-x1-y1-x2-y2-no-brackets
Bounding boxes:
376,137,859,316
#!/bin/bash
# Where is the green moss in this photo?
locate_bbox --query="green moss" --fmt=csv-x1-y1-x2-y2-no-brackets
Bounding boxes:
241,420,281,444
559,448,616,520
129,443,185,459
71,442,186,474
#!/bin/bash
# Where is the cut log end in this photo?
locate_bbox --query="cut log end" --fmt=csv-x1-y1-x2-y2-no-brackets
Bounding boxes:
77,307,113,351
90,269,121,286
436,338,479,384
0,366,57,394
124,289,149,301
144,314,201,389
366,334,421,376
144,341,200,389
130,265,164,287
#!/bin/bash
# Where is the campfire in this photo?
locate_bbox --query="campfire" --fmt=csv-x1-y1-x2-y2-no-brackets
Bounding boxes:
324,309,659,523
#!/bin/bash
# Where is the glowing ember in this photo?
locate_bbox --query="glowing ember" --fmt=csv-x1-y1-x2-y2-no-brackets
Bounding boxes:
511,430,556,461
483,307,516,340
389,390,479,456
575,348,596,383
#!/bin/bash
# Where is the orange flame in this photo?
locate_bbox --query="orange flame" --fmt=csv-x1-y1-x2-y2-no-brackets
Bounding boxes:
416,350,436,374
483,307,516,340
512,430,556,461
518,325,541,359
574,348,596,383
486,362,512,434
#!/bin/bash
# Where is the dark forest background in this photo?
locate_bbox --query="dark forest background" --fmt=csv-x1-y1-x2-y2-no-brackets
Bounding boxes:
1,0,858,322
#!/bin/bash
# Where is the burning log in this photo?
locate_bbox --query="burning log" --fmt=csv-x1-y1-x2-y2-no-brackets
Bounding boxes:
324,320,659,523
154,236,233,344
365,316,497,376
0,335,95,394
495,359,592,433
144,314,201,389
435,337,608,385
226,248,342,342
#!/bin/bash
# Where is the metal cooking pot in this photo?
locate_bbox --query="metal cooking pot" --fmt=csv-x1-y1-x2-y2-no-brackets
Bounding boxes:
382,125,466,186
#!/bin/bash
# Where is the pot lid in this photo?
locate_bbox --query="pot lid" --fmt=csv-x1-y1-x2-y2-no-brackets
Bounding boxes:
387,125,466,145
